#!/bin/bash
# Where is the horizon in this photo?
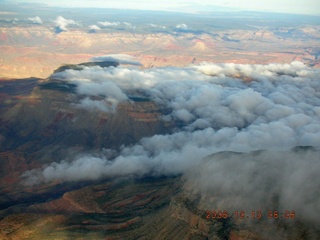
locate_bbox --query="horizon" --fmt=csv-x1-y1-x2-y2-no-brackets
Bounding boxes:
5,0,320,16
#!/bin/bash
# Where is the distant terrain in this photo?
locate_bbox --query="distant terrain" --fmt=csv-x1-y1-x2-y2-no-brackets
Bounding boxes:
0,3,319,78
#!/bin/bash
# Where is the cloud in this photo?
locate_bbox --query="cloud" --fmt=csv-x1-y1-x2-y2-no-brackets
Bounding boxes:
184,149,320,225
23,62,320,226
88,24,100,33
74,98,116,113
28,16,42,24
90,54,142,66
53,16,79,33
123,22,136,29
98,21,120,27
23,155,110,185
176,23,188,30
194,61,314,80
51,61,320,132
149,23,166,29
53,65,129,112
97,21,135,29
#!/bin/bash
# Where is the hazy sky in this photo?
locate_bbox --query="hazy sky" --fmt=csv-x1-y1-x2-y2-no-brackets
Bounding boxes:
10,0,320,15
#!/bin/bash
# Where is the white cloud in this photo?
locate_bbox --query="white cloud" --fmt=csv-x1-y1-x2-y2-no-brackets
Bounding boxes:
98,21,120,27
88,24,100,31
97,21,136,29
51,61,320,132
123,22,136,29
149,23,166,29
53,16,79,32
185,149,320,224
176,23,188,30
28,16,42,24
53,65,129,112
74,98,115,113
23,62,320,225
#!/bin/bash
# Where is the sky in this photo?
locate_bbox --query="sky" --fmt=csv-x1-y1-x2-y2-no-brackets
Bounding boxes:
9,0,320,15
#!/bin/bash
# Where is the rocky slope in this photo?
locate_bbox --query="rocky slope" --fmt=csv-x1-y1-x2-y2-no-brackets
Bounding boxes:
1,174,316,240
0,175,262,240
0,62,319,240
0,66,170,160
0,61,171,215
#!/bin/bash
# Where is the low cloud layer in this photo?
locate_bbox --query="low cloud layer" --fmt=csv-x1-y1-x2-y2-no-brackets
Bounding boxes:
123,22,136,29
53,16,79,33
98,21,120,27
73,98,118,112
88,24,100,33
28,16,42,24
97,21,135,29
176,23,188,30
185,149,320,224
149,23,166,29
23,62,320,224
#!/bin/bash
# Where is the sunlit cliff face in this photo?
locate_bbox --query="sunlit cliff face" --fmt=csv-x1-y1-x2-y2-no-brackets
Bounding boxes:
1,23,319,79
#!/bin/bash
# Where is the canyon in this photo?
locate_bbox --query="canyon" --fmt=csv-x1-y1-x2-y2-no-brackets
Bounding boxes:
0,25,319,79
